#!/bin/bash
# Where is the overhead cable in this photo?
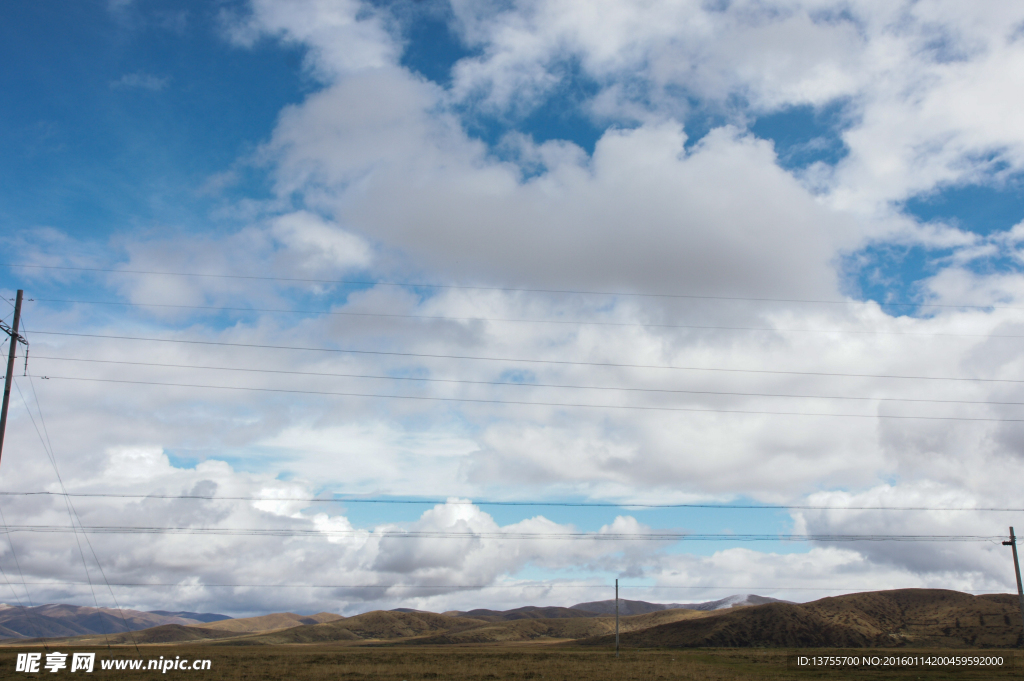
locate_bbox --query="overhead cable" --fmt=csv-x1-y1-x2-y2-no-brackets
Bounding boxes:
0,581,954,592
30,356,1024,406
0,490,1015,512
15,373,141,653
0,525,1002,541
26,331,1024,383
27,375,1024,422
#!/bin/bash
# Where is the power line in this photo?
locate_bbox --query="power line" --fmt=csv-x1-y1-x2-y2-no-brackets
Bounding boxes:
27,330,1024,384
12,379,114,649
31,356,1024,407
24,298,1021,339
0,577,933,589
15,375,141,654
2,491,1019,512
0,581,965,592
0,504,50,648
2,263,998,309
0,525,1003,541
29,374,1024,422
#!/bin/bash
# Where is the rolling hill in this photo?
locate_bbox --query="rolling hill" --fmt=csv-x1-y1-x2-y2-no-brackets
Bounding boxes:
582,589,1024,648
149,610,232,623
570,595,785,615
6,589,1020,649
251,610,488,643
0,604,230,639
226,607,715,646
393,609,716,645
446,606,602,621
189,612,341,633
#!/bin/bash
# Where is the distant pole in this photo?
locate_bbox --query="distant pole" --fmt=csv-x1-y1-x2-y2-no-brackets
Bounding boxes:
610,577,618,655
1003,527,1024,645
0,290,24,468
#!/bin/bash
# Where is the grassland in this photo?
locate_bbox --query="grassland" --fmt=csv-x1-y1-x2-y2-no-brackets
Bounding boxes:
1,645,1021,680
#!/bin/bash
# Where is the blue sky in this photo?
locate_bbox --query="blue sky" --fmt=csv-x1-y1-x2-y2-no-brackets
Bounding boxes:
5,2,1020,303
2,0,1024,616
0,1,305,238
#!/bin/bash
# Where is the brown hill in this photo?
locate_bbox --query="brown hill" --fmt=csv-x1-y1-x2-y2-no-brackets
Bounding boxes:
8,624,244,647
10,589,1020,650
120,625,245,644
401,609,712,645
244,610,488,644
453,606,601,621
407,618,610,645
571,595,784,615
192,612,341,633
588,602,871,648
0,604,221,639
803,589,1021,647
568,599,669,616
584,589,1023,648
619,608,719,631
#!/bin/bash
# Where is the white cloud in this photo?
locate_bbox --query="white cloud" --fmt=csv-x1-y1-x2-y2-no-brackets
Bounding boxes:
267,71,853,297
13,266,1024,614
9,0,1024,616
221,0,396,79
270,211,373,275
109,72,169,91
441,0,1024,213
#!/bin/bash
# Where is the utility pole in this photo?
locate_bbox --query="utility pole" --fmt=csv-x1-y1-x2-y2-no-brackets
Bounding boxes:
610,577,618,659
1003,527,1024,646
0,290,25,468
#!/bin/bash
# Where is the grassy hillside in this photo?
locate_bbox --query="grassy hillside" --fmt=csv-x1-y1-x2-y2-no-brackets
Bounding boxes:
241,610,491,644
6,589,1020,650
191,612,341,633
450,606,601,621
586,602,871,648
0,604,219,639
8,624,245,647
397,609,713,645
583,589,1024,648
805,589,1021,647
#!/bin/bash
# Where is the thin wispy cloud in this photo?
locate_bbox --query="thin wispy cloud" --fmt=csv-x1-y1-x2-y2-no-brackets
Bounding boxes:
109,71,169,91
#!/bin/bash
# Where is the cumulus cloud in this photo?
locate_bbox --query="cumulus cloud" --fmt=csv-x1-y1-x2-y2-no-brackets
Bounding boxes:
266,68,851,297
0,432,664,615
270,211,372,275
12,263,1024,614
6,0,1024,616
221,0,396,78
438,0,1024,216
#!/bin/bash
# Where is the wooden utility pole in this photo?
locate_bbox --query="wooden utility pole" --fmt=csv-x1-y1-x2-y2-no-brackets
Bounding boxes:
1003,527,1024,645
0,289,24,468
610,577,618,659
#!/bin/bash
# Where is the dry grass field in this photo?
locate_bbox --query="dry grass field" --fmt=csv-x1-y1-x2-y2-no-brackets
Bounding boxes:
0,645,1022,681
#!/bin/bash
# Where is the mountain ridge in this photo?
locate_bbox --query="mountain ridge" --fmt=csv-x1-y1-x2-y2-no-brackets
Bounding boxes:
569,594,786,615
5,590,1021,648
0,604,232,639
581,589,1023,648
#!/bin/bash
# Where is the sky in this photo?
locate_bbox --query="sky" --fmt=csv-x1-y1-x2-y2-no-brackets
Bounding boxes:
2,0,1024,618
